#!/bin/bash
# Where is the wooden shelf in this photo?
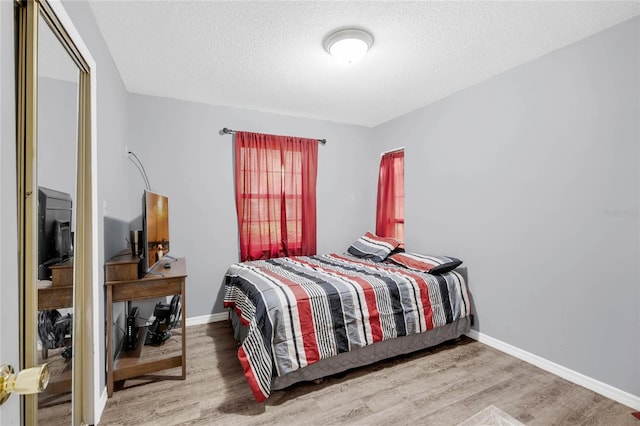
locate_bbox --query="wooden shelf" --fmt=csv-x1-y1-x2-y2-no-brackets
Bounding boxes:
37,282,73,311
38,258,74,311
38,346,72,398
105,253,141,282
50,259,73,287
113,327,183,382
105,256,187,397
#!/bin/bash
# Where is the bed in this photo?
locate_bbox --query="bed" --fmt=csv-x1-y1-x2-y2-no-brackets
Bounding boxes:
224,248,471,402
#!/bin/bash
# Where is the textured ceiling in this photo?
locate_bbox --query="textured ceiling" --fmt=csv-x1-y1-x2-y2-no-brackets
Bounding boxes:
87,1,639,127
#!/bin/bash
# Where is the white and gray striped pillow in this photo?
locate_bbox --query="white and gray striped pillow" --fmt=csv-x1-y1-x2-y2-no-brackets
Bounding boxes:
388,252,462,274
347,231,401,262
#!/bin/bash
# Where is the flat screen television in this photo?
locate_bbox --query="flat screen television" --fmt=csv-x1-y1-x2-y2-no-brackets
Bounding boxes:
38,186,73,280
143,190,170,272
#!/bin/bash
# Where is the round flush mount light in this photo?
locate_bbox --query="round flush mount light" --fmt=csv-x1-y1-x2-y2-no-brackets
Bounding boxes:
324,28,374,64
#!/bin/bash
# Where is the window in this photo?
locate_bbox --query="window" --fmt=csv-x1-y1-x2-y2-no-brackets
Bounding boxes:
234,132,318,261
376,149,404,244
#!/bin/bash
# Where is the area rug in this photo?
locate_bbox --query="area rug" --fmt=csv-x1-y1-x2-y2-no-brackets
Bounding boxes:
457,405,524,426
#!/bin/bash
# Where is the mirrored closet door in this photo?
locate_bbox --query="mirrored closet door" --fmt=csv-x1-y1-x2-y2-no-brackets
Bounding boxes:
16,0,95,424
35,8,79,424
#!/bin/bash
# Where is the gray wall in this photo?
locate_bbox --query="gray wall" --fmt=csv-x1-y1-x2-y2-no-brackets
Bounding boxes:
61,0,131,398
373,17,639,397
127,95,377,318
38,77,78,200
0,0,20,423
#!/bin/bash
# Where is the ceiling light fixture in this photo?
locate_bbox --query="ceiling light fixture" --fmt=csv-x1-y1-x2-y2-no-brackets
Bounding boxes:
324,28,373,65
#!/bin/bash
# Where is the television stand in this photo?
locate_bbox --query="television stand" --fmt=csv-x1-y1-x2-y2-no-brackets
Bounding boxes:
105,254,188,397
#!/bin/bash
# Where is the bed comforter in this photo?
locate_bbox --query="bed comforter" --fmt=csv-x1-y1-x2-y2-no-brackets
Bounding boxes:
223,252,471,402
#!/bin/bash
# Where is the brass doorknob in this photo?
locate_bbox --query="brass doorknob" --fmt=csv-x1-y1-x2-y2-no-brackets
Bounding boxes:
0,363,49,405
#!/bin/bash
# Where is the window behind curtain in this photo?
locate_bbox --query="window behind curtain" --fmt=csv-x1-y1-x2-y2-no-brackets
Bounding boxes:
376,150,404,243
234,131,317,261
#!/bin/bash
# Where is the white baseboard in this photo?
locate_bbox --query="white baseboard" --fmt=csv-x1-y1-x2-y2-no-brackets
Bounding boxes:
185,312,228,326
466,329,640,411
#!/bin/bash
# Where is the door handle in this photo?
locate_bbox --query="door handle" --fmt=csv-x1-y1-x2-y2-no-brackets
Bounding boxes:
0,363,49,405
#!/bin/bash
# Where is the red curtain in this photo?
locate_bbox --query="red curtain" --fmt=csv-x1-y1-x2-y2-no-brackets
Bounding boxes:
234,131,318,261
376,150,404,243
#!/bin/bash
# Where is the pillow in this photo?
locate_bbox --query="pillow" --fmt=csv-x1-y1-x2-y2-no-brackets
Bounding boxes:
347,231,401,262
390,245,405,255
387,252,462,274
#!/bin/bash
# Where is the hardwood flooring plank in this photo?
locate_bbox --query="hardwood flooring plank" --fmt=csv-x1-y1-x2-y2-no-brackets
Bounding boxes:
326,404,376,425
350,403,425,426
418,400,476,426
459,372,546,413
581,402,640,426
526,403,586,426
557,382,618,418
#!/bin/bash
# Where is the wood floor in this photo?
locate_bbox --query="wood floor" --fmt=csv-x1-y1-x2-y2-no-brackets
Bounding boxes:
38,346,72,425
95,321,637,425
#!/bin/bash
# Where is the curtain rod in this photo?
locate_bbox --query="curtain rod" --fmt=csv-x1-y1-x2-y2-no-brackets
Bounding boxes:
381,146,404,156
220,127,326,145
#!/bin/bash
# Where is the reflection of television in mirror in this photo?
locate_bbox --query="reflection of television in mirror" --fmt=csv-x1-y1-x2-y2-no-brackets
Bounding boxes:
143,190,170,272
38,186,73,280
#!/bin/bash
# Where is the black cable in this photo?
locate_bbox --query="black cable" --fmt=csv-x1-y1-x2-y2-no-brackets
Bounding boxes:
130,160,149,191
127,151,151,191
130,153,151,191
128,153,149,190
168,296,181,330
131,152,151,191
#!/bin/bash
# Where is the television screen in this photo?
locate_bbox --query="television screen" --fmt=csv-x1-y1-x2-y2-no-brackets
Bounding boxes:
143,190,170,272
38,187,73,280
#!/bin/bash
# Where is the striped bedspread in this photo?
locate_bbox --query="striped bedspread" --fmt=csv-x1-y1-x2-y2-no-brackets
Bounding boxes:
223,253,471,402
